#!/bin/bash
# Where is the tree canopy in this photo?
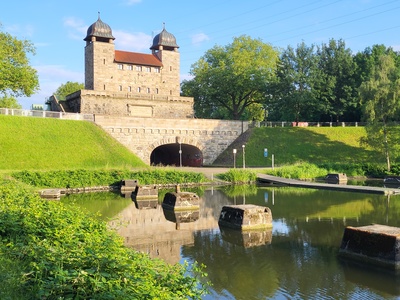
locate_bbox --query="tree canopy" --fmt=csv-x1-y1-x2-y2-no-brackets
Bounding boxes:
0,28,39,99
181,35,279,120
359,54,400,171
53,81,84,100
0,95,22,109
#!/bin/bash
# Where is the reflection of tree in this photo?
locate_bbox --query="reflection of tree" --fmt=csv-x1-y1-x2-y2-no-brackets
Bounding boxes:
181,231,279,299
220,185,258,198
61,192,131,220
181,187,400,299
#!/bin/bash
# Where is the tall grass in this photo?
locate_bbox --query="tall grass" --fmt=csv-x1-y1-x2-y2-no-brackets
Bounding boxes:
0,115,146,170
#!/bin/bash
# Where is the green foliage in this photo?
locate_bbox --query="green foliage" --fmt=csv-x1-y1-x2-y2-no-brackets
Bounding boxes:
269,42,319,122
0,95,22,108
182,35,279,120
0,180,209,299
264,162,392,179
218,169,257,183
0,28,39,97
0,115,146,170
12,168,208,188
359,54,400,171
54,81,84,100
265,162,328,179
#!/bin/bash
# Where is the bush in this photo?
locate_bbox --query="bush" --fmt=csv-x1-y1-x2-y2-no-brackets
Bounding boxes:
0,180,209,299
218,169,257,183
11,168,208,188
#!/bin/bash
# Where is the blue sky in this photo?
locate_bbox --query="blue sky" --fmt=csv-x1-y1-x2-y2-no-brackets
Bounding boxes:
2,0,400,109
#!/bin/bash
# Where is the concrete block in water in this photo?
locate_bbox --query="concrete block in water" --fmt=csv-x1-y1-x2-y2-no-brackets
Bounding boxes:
325,173,347,184
339,224,400,270
162,190,200,211
218,204,272,230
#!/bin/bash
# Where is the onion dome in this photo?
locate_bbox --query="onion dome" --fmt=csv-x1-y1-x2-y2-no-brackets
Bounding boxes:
84,14,115,42
150,24,179,51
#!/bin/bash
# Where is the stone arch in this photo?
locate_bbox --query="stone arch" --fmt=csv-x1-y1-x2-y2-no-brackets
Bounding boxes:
148,137,203,167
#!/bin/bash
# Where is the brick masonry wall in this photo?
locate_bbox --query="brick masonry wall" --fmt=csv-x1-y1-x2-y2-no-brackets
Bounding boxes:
94,115,248,165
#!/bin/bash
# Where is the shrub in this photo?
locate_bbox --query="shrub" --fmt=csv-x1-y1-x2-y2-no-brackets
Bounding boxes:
0,180,209,299
11,169,208,188
218,169,257,183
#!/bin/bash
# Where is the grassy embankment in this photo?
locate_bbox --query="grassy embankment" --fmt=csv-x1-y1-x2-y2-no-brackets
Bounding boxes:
215,126,393,179
0,115,146,172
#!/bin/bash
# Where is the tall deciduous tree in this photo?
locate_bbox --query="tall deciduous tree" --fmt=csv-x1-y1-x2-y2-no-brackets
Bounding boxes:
0,27,39,99
315,39,358,122
54,81,84,100
269,42,319,123
359,54,400,172
181,35,279,120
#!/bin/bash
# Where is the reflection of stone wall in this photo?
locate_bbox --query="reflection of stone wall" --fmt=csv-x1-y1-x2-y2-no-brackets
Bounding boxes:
111,190,232,265
94,115,248,165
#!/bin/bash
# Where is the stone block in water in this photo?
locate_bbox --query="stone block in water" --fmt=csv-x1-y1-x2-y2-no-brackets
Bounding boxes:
218,204,272,230
339,224,400,270
325,173,347,184
162,190,199,211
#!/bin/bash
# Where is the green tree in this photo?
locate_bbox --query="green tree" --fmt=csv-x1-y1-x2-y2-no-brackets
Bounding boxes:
181,35,279,120
359,54,400,172
0,95,22,109
315,39,358,122
0,27,39,98
54,81,84,100
269,42,319,122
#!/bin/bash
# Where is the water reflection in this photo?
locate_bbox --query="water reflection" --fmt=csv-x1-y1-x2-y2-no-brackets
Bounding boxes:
63,186,400,299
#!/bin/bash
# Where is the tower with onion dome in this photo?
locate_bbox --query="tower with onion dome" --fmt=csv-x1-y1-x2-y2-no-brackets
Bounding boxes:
150,23,180,97
52,15,193,119
84,14,116,91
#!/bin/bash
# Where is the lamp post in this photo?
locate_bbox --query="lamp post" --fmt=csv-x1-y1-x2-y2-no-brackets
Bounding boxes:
242,145,245,169
179,142,182,167
233,149,237,168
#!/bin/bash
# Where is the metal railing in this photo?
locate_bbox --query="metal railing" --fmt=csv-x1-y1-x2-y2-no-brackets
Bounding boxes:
0,108,94,121
256,121,366,127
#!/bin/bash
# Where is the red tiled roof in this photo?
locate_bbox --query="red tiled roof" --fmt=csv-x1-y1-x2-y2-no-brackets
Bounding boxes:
114,50,163,67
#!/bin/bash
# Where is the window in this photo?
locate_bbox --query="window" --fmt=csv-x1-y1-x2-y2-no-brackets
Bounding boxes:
119,85,122,91
118,64,123,70
128,86,132,92
127,65,133,70
136,66,142,71
137,87,141,93
147,88,150,93
169,66,172,71
155,88,159,94
103,59,106,64
145,67,151,72
154,67,160,73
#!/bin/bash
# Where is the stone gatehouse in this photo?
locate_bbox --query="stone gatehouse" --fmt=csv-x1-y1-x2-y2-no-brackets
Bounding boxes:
47,15,248,166
49,15,193,118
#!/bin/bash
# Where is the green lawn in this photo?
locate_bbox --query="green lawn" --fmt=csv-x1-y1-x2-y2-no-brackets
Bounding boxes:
215,126,383,167
0,115,146,171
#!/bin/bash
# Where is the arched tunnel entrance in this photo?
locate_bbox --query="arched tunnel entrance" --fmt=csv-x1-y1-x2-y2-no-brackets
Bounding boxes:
150,143,203,167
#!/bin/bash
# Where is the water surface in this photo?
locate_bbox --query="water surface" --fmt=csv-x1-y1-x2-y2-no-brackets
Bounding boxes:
63,186,400,299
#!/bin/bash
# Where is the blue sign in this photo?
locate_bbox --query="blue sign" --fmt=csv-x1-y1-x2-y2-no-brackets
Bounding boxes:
264,148,268,157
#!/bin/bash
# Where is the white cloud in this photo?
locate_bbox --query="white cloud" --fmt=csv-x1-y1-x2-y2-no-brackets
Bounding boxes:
17,65,84,109
114,30,152,52
122,0,142,5
63,17,87,40
392,45,400,51
191,33,209,45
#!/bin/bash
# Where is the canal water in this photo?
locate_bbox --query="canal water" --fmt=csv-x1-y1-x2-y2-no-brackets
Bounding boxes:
62,186,400,299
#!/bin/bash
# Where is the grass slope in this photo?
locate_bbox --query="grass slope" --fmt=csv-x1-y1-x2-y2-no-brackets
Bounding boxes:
214,127,383,167
0,115,146,171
